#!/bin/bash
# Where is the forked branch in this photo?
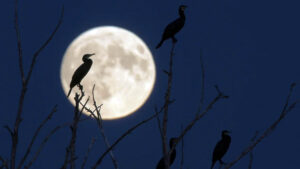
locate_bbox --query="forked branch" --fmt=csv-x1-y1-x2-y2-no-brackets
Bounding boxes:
169,85,229,156
161,42,176,169
17,105,58,169
91,104,168,169
88,85,119,169
223,83,297,169
11,4,64,169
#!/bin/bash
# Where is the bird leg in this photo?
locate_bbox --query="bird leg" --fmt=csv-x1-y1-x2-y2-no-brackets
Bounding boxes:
219,160,228,165
77,84,83,91
172,36,178,43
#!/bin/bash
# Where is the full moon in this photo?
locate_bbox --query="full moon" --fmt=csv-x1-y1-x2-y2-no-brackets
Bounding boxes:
60,26,156,120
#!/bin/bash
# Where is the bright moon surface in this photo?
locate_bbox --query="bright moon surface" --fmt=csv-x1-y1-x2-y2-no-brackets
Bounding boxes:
60,26,156,120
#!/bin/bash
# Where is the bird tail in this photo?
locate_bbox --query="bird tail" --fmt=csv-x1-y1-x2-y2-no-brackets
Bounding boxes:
210,161,216,169
67,88,72,98
156,39,164,49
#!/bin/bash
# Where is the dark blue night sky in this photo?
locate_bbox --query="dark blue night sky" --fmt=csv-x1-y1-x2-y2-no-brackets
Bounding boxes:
1,0,300,169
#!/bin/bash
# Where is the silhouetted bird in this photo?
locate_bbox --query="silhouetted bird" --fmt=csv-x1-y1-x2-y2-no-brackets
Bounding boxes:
211,130,231,169
156,137,178,169
67,53,95,97
156,5,187,49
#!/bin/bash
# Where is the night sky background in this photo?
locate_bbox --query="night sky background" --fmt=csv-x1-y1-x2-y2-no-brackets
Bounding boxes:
1,0,300,169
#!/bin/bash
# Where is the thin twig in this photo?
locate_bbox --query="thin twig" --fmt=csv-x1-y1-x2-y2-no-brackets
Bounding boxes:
161,42,176,169
223,83,297,169
11,4,64,169
14,0,24,84
169,86,229,154
23,108,89,169
155,107,164,139
179,125,184,169
197,49,205,114
71,90,88,169
0,156,8,169
60,87,88,169
17,105,58,169
24,5,64,85
91,110,165,169
248,131,259,169
24,125,63,169
90,85,119,169
81,137,96,169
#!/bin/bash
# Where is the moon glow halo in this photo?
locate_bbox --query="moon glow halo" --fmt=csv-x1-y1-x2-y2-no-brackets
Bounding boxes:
60,26,156,120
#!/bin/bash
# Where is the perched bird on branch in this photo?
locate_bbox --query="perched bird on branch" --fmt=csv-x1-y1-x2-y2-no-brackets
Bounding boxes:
156,137,178,169
211,130,231,169
156,5,187,49
67,53,95,97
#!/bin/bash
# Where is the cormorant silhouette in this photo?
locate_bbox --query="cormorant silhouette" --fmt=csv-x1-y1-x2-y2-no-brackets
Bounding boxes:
67,53,95,97
156,137,178,169
156,5,187,49
211,130,231,169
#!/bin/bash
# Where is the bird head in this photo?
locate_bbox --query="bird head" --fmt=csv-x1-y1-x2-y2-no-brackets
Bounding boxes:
82,53,95,61
169,137,178,148
222,130,231,136
83,53,95,58
179,5,187,11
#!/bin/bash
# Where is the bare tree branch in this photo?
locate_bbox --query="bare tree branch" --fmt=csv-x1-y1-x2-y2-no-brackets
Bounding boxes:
24,5,64,85
72,93,88,169
161,42,176,169
24,125,63,169
180,125,184,169
23,102,86,169
17,105,58,169
223,83,297,169
24,115,90,169
91,106,167,169
197,49,205,114
10,4,64,169
156,110,163,140
89,85,119,169
81,137,96,169
14,0,25,84
248,131,259,169
0,156,8,169
169,86,229,155
22,115,89,169
60,88,88,169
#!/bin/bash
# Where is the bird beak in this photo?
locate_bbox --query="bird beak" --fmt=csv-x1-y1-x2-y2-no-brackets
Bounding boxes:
174,137,179,143
88,53,95,57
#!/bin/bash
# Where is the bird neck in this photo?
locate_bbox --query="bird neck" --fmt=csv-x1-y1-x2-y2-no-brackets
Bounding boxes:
169,141,176,149
83,58,92,64
179,9,185,19
222,134,231,141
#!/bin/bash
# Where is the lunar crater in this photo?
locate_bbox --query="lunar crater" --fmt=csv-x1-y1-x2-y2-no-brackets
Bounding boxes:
60,26,156,120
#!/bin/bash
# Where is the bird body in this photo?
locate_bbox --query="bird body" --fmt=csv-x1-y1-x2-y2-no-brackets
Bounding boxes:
211,130,231,169
67,53,95,97
156,138,178,169
156,150,176,169
156,5,187,49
